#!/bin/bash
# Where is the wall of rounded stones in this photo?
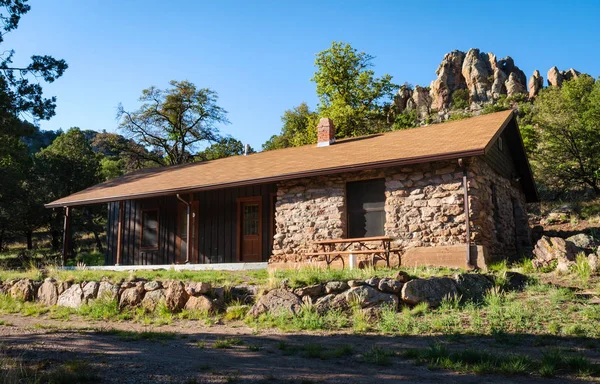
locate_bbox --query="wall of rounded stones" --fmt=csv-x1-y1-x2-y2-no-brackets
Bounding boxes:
0,278,258,313
271,157,530,264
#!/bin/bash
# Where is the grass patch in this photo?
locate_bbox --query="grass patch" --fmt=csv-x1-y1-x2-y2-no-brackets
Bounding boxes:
403,343,600,377
214,337,244,349
95,328,177,342
362,346,395,366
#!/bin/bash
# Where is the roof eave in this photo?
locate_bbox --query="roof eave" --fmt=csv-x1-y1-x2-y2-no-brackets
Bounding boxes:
45,148,486,208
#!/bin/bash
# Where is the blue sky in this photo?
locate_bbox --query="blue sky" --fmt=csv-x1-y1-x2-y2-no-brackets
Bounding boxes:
6,0,600,150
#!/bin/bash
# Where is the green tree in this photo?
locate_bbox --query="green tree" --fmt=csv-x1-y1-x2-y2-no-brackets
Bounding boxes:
0,0,67,250
36,128,102,250
118,80,228,166
312,41,397,138
0,1,67,121
196,136,253,161
262,102,319,150
91,131,160,180
533,75,600,194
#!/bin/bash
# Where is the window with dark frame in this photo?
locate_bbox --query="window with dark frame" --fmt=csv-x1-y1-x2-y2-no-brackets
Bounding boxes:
141,209,159,249
347,178,386,238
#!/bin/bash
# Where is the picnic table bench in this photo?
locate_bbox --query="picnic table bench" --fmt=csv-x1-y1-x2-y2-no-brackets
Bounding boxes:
303,236,400,269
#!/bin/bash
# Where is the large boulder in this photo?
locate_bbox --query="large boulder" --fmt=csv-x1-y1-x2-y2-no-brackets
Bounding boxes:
9,279,35,302
344,285,399,309
57,284,83,308
504,272,529,291
184,295,216,313
140,289,165,312
378,278,403,294
119,284,145,308
164,280,189,312
231,284,259,304
294,284,323,298
82,281,99,303
144,281,162,292
97,281,119,301
324,281,349,294
314,293,350,314
532,236,580,271
454,274,494,302
247,289,302,317
401,277,458,307
566,233,596,252
119,283,146,308
37,278,59,306
185,282,211,296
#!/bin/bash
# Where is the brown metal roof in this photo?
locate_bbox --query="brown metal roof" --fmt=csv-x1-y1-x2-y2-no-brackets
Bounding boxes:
46,110,521,208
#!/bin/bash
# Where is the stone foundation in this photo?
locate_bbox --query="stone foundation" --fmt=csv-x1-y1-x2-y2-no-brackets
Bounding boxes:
271,157,531,266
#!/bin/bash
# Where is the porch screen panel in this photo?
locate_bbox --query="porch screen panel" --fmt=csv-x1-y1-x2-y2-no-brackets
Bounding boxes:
141,209,159,249
347,179,386,238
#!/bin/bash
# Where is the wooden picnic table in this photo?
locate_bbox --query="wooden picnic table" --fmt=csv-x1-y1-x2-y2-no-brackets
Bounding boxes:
305,236,398,269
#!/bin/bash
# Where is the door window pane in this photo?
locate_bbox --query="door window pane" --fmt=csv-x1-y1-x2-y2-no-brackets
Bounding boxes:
243,204,259,235
141,210,159,249
347,179,385,237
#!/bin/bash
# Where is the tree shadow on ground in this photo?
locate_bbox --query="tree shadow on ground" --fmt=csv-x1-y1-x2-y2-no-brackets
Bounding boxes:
1,324,598,384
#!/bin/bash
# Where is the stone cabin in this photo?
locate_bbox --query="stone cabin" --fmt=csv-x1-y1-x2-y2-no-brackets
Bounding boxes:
46,110,537,269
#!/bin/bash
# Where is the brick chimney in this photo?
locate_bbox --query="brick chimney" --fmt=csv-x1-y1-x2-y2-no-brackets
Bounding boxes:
317,118,335,147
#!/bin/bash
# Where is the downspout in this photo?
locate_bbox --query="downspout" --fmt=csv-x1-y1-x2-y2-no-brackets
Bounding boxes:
458,158,472,268
176,194,191,264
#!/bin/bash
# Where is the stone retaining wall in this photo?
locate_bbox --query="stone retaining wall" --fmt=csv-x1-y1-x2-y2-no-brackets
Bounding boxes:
271,157,530,265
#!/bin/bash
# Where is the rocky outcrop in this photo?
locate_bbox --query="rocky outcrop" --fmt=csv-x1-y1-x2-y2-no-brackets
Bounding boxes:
547,66,581,87
430,50,467,110
247,289,303,317
462,49,494,103
505,72,527,97
393,48,583,125
528,70,544,98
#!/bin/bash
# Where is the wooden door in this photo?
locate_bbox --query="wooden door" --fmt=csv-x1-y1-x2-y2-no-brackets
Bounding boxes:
237,197,262,262
177,200,198,264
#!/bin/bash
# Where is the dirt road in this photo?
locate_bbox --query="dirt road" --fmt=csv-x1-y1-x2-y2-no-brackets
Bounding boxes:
0,314,592,383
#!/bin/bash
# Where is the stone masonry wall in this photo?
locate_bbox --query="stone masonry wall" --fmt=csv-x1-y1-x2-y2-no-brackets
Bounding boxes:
470,158,531,260
273,160,471,263
271,157,531,264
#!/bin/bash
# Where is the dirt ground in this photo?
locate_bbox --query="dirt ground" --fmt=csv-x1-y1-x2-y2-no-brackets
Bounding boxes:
0,314,596,384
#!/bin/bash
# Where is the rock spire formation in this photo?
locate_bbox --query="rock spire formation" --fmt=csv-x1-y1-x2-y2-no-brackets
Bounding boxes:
394,48,583,123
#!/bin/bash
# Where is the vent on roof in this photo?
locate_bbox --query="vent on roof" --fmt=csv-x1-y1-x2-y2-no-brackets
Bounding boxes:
317,118,335,147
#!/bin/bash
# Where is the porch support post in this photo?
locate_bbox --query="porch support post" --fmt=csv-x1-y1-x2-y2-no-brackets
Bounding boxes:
458,158,472,268
116,200,124,265
186,195,192,264
62,206,71,266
